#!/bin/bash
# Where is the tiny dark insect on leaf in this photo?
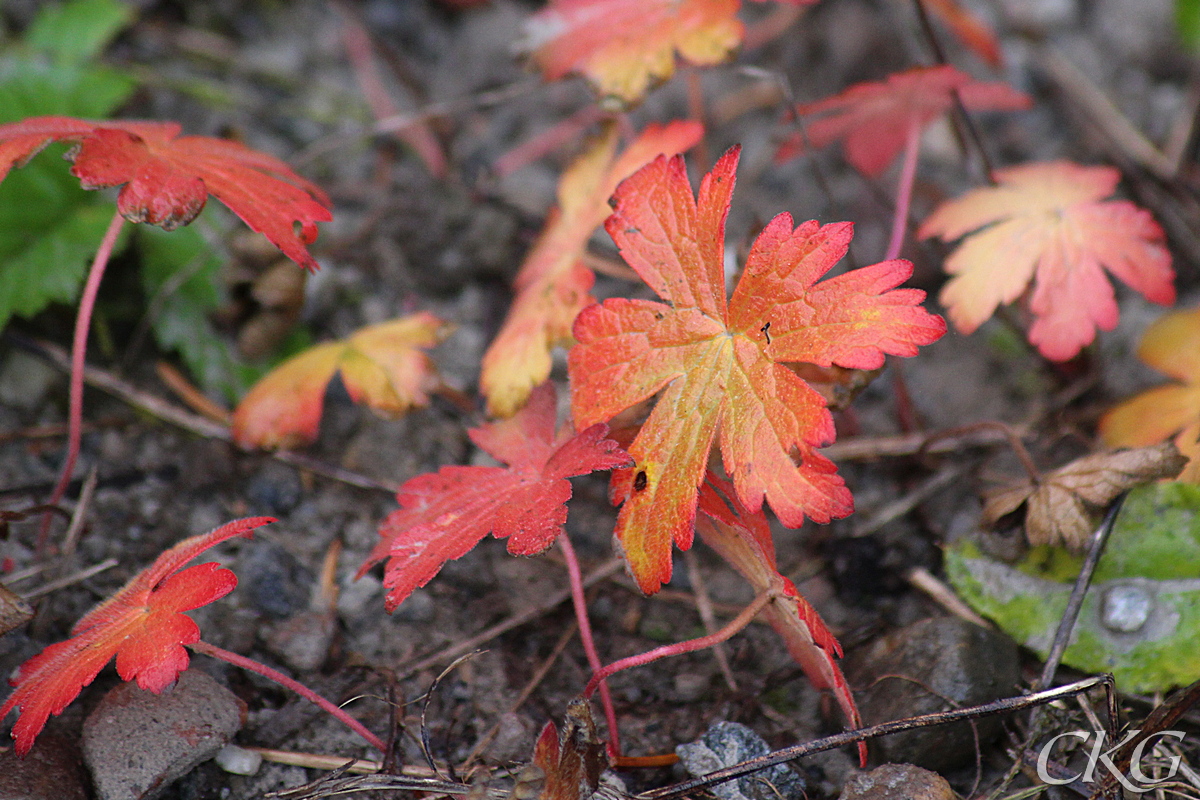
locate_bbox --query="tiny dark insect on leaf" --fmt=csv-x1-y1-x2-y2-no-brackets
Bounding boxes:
634,470,648,491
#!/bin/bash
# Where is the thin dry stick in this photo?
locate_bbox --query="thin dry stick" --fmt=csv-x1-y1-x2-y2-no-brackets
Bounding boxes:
910,0,998,182
13,335,401,495
396,558,625,679
639,675,1115,800
822,420,1032,462
59,466,97,557
851,463,963,538
460,621,578,772
905,566,990,627
682,548,737,691
1035,47,1177,181
17,558,119,601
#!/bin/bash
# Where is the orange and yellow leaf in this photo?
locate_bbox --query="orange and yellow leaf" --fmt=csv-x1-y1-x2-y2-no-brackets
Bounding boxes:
919,160,1175,361
481,120,703,417
524,0,742,105
232,313,450,450
0,517,274,756
358,382,632,611
569,147,945,593
1100,308,1200,482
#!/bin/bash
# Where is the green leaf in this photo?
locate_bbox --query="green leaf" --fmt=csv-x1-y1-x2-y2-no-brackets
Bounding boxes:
1179,0,1200,50
24,0,135,66
948,482,1200,692
0,61,135,121
136,224,250,401
0,156,128,329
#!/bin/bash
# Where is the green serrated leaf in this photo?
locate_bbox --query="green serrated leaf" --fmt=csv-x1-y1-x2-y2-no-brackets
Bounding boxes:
947,482,1200,692
136,224,250,401
0,152,127,329
25,0,135,66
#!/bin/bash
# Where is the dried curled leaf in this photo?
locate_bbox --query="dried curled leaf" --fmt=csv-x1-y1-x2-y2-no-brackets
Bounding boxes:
0,583,33,637
983,443,1187,549
531,700,607,800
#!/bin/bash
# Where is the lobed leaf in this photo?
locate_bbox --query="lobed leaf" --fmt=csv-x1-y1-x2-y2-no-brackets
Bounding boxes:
0,115,332,270
696,473,864,762
920,160,1175,360
358,383,632,612
481,120,703,417
231,313,450,450
570,147,945,593
0,517,274,756
779,65,1029,176
524,0,743,105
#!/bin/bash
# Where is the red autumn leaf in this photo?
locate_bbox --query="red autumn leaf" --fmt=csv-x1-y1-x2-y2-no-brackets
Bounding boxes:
481,120,703,417
358,382,633,611
231,313,450,450
918,160,1175,360
569,147,946,593
0,115,331,270
1100,308,1200,482
0,517,274,756
922,0,1003,67
524,0,743,104
778,65,1030,176
696,472,864,763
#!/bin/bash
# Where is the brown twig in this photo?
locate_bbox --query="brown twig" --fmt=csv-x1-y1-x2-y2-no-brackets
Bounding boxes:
1035,46,1177,181
683,548,738,691
12,335,401,495
396,558,626,679
639,675,1115,800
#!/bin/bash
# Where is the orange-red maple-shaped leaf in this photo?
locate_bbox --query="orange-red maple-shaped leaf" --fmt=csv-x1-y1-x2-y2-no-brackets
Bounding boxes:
778,65,1029,176
1100,309,1200,482
232,313,450,450
0,516,274,756
0,116,331,270
358,383,632,611
696,473,864,763
569,147,946,594
919,160,1175,361
524,0,742,105
481,120,703,417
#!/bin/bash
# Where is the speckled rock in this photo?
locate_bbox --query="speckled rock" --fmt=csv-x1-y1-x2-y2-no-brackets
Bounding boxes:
677,721,806,800
846,616,1019,771
82,670,246,800
838,764,954,800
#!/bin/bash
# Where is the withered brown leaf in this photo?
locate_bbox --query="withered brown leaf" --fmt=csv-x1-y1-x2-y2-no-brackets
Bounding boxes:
530,699,607,800
982,442,1187,549
0,583,33,637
